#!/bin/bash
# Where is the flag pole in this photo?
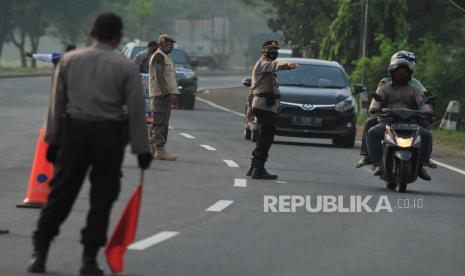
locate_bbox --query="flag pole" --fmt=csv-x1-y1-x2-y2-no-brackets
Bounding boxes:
140,170,145,188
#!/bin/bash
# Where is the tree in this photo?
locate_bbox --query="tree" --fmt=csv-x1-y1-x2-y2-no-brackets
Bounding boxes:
9,3,30,67
242,0,338,57
49,1,104,46
406,0,465,47
320,0,409,70
0,0,13,63
24,1,54,68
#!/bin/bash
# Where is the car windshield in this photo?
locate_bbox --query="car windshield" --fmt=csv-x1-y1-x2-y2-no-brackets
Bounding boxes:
170,49,190,65
277,64,347,89
130,46,146,59
131,46,190,65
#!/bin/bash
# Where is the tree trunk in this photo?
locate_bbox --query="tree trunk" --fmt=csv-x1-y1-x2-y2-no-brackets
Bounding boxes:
10,29,28,68
29,34,40,68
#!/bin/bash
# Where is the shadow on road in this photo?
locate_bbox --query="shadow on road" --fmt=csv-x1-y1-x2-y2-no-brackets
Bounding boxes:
274,140,360,150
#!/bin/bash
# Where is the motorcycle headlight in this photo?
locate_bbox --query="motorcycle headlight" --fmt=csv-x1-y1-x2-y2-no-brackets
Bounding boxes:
396,137,414,148
335,97,355,112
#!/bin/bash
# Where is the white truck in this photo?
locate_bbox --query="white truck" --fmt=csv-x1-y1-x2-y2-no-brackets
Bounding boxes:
174,17,230,69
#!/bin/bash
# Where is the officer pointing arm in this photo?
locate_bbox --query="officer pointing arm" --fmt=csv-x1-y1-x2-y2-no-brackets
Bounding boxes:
246,40,298,180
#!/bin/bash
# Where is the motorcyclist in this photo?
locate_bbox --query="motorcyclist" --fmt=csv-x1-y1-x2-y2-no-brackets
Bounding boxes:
366,57,433,180
357,50,436,168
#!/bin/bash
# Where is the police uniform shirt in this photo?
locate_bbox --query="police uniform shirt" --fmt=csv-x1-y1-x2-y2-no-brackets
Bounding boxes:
45,42,149,154
250,56,291,113
148,49,180,97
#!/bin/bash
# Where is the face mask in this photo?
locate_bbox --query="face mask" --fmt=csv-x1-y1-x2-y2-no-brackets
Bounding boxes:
266,51,278,60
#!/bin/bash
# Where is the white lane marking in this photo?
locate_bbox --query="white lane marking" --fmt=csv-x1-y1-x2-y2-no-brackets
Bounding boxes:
277,181,288,184
223,159,239,168
179,133,196,139
128,231,180,250
197,96,244,117
200,144,217,151
199,93,465,177
431,159,465,176
206,200,234,212
169,125,174,130
234,178,247,187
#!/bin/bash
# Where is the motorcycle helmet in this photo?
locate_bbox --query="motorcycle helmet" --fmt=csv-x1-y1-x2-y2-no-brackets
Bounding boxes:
390,51,416,69
388,57,414,72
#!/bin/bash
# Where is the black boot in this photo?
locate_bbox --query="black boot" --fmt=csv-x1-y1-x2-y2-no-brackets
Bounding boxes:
418,167,431,181
246,157,255,177
251,159,278,180
79,246,104,276
27,237,50,273
425,160,438,169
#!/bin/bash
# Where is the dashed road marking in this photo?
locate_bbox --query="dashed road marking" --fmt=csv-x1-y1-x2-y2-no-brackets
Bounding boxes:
179,133,196,139
200,144,217,151
128,231,180,250
234,178,247,187
169,125,174,130
223,159,239,168
206,200,234,212
276,180,288,184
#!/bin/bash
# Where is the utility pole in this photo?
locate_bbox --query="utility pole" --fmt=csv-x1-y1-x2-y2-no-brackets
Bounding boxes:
361,0,368,85
359,0,369,114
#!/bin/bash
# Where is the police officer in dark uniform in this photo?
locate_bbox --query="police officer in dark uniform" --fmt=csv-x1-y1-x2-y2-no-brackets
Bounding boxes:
246,40,298,179
27,13,152,275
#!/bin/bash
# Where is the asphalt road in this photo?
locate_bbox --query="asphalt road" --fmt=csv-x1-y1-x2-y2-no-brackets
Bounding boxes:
0,76,464,276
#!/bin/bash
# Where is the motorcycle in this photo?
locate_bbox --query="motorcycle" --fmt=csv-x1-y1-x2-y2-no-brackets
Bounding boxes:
371,93,435,193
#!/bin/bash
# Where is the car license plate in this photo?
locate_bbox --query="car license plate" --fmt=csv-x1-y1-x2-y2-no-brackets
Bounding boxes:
292,116,322,126
391,123,418,130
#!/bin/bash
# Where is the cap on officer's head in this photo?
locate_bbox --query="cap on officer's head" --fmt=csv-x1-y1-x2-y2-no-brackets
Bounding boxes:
159,34,176,44
262,40,280,50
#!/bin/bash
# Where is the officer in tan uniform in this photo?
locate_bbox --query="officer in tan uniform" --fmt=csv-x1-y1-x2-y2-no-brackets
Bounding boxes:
246,40,298,179
148,34,179,161
27,13,152,275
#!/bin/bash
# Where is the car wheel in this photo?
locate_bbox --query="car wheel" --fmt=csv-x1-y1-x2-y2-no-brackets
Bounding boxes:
181,94,195,110
341,135,355,148
332,131,355,148
244,126,251,140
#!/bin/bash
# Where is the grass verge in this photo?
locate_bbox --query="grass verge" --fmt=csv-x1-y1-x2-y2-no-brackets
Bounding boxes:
432,129,465,150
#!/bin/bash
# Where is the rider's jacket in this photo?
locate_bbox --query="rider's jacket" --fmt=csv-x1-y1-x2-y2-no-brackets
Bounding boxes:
369,81,427,113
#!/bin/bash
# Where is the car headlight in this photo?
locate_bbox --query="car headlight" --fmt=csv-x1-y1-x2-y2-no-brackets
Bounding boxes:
396,137,414,148
177,71,196,79
335,97,355,112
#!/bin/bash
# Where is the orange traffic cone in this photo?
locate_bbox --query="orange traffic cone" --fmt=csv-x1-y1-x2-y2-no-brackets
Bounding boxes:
17,128,54,208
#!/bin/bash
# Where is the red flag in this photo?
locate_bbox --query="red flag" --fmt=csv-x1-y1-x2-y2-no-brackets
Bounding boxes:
105,184,143,273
